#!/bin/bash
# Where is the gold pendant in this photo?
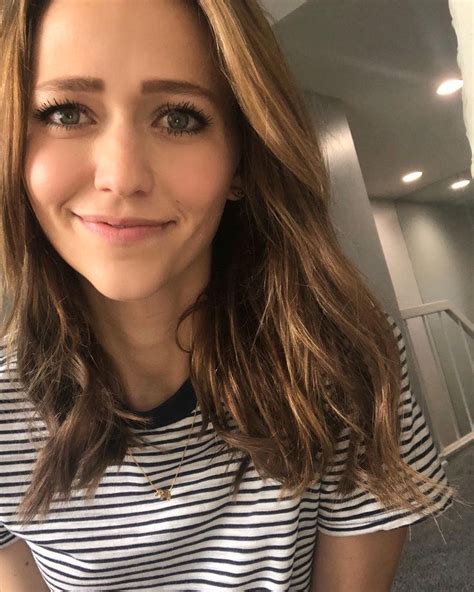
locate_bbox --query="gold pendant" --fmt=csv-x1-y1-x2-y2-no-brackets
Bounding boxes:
154,488,171,500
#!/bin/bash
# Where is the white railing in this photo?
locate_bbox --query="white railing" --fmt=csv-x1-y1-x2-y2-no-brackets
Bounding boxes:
400,300,473,456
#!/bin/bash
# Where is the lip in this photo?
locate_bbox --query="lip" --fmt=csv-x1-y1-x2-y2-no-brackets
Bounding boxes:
77,214,172,227
75,215,175,244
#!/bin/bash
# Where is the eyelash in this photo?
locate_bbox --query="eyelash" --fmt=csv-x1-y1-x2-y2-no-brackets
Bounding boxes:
31,97,213,136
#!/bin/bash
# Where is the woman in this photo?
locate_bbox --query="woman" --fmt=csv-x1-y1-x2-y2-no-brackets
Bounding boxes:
0,1,459,590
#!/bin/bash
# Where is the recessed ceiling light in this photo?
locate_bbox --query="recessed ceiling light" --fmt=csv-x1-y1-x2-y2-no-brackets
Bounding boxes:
436,79,463,95
402,171,423,183
451,179,470,190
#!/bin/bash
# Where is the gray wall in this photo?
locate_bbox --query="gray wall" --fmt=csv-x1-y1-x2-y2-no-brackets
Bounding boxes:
302,91,453,451
371,199,473,442
396,201,473,322
304,92,400,316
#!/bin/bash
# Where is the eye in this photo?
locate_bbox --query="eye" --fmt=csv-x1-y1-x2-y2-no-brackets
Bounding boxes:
155,101,213,136
31,98,214,137
31,98,90,130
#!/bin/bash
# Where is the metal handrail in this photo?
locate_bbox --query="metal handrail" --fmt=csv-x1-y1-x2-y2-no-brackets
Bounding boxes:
401,300,473,338
400,300,473,439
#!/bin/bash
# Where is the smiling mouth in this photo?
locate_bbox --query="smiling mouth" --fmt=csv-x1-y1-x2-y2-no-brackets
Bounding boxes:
75,213,174,227
77,216,175,244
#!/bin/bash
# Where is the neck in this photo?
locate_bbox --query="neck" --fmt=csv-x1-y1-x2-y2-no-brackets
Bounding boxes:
80,282,201,412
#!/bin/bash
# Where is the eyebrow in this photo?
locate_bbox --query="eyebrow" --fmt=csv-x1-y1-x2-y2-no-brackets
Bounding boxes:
34,77,218,105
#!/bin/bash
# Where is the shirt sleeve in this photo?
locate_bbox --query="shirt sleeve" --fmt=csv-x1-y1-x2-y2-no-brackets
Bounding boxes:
0,523,21,549
317,314,454,537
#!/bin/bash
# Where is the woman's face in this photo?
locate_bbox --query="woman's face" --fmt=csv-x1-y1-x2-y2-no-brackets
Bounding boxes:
25,0,242,303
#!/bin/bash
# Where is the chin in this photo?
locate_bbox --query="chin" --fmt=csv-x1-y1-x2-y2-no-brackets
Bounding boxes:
80,274,168,303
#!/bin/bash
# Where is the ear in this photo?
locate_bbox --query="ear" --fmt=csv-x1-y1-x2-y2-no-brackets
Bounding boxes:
227,191,243,202
228,177,245,201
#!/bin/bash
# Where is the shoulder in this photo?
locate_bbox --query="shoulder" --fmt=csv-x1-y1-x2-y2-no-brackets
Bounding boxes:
0,339,20,396
0,340,32,422
0,339,41,467
381,310,404,342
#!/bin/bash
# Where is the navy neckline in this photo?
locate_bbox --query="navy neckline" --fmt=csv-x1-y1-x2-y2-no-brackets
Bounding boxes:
126,377,197,429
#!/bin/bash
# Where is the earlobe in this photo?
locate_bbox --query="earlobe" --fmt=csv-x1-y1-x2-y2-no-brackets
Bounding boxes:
228,185,245,201
228,172,245,201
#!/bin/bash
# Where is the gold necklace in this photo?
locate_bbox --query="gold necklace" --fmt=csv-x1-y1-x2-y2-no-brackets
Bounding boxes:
128,404,199,500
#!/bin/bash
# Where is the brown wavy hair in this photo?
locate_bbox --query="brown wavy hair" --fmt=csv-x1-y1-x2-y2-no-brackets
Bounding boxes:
0,0,460,526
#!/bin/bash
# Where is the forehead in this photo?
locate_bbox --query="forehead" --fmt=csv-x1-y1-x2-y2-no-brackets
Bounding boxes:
32,0,231,103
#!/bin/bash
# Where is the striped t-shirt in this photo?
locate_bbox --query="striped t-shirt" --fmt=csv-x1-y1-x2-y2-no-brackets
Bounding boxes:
0,317,453,591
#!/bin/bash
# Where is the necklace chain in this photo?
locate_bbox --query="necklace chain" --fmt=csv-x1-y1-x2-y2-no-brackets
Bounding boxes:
128,405,199,500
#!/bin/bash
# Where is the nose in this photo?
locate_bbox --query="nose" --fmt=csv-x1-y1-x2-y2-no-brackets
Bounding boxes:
93,121,154,198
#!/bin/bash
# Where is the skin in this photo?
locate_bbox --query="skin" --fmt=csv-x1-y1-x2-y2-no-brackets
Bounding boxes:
24,0,242,411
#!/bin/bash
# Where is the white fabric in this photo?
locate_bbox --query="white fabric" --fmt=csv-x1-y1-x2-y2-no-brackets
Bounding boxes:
0,316,453,591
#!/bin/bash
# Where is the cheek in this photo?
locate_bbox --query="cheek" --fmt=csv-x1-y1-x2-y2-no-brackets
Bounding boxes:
163,145,234,215
24,142,86,213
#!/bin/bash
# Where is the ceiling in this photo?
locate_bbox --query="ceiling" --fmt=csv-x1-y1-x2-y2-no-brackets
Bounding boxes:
260,0,473,206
